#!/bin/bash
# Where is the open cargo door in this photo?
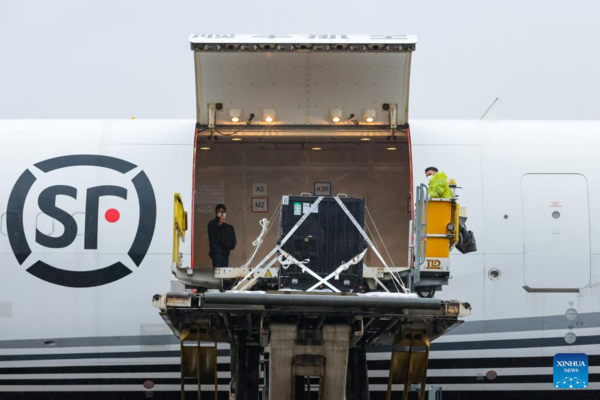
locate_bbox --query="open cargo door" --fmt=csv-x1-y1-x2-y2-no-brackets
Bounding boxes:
189,34,417,128
189,35,420,287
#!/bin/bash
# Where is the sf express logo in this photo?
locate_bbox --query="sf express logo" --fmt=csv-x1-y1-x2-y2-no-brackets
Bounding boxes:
6,155,156,288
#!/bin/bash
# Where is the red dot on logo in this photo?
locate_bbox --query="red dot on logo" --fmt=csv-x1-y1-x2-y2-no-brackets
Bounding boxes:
105,208,120,223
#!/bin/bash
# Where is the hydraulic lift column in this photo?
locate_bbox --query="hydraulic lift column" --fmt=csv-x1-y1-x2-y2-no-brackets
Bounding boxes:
346,343,370,400
269,324,351,400
233,332,261,400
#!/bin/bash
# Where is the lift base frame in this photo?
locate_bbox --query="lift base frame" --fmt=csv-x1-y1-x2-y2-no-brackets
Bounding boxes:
154,291,470,400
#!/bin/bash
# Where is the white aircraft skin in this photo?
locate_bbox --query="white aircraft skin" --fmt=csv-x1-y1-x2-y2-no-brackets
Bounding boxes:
0,119,598,399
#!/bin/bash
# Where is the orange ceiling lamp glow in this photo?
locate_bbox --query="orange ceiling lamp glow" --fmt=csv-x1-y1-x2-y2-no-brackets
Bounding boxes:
330,108,343,123
363,109,376,123
263,108,276,123
229,108,242,122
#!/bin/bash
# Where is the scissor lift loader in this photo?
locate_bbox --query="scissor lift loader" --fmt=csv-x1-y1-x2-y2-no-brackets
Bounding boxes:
154,34,473,400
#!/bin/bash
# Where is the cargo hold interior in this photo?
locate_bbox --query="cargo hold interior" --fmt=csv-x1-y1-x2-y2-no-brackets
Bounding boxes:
193,135,411,272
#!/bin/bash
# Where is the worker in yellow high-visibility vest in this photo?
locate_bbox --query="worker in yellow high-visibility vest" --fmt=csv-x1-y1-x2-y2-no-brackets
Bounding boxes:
425,167,453,199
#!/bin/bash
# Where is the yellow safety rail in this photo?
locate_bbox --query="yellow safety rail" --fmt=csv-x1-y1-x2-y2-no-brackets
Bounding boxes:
173,193,188,268
451,200,460,246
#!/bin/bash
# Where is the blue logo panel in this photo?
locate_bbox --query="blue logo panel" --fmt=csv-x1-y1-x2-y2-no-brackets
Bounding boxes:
554,353,588,389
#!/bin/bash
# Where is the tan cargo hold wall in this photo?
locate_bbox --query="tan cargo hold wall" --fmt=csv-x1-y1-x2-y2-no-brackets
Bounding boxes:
193,141,411,271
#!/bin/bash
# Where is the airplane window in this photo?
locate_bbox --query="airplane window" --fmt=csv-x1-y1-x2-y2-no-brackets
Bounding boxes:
488,268,501,280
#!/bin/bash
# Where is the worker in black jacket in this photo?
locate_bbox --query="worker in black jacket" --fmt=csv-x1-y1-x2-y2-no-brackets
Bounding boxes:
207,204,237,267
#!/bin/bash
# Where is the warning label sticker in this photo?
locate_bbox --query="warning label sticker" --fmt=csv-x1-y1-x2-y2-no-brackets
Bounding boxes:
265,270,272,278
303,202,319,214
293,202,302,216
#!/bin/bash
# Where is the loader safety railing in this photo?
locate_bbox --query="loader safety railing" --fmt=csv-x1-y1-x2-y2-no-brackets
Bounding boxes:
412,184,429,286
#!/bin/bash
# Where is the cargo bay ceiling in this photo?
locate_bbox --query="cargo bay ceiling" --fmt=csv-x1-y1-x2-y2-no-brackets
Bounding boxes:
190,34,417,132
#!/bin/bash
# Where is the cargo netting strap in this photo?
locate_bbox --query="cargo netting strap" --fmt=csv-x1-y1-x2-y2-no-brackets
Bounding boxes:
239,199,282,271
333,197,408,293
235,195,408,293
278,252,309,270
306,249,368,292
365,205,399,269
278,251,341,293
233,196,324,291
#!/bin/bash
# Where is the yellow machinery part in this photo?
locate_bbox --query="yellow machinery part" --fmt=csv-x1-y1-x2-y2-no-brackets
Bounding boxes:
451,201,460,245
425,200,460,260
426,200,452,234
425,237,449,260
173,193,188,267
387,329,430,400
180,327,218,400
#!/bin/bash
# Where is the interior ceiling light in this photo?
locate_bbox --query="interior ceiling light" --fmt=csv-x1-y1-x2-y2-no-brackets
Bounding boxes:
330,109,343,123
263,108,276,123
229,109,242,123
363,109,376,123
361,138,371,141
312,147,322,151
387,147,397,151
232,137,242,141
200,146,210,150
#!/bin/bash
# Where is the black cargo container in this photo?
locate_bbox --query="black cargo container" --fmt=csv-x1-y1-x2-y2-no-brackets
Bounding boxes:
278,196,366,292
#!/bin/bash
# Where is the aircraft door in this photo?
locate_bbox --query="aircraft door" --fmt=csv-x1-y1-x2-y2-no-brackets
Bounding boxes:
522,174,591,290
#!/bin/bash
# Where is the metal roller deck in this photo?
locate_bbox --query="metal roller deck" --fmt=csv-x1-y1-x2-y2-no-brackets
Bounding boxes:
156,291,469,345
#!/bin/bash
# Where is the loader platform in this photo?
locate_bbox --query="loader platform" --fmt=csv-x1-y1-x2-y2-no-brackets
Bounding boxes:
153,291,471,400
